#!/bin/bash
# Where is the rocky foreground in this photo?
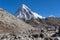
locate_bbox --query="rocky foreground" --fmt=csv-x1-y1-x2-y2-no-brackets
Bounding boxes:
0,28,60,40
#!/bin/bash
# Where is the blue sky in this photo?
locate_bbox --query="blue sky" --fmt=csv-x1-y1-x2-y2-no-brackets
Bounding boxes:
0,0,60,17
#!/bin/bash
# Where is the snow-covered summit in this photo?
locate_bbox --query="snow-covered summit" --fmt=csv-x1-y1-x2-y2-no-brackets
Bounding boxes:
15,4,45,20
21,4,31,11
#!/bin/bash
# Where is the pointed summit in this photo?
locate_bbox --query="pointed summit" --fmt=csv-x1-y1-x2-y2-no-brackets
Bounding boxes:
15,4,34,20
22,4,28,8
21,4,31,10
15,4,45,21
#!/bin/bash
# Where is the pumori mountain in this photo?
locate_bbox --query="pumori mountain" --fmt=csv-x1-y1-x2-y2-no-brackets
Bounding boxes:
15,4,45,20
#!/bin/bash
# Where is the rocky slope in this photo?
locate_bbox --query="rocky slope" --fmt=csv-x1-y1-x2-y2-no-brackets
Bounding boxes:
0,8,42,40
0,8,35,33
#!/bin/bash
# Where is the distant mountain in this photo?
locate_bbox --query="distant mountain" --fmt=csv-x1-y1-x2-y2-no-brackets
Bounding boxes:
15,4,60,28
15,4,45,21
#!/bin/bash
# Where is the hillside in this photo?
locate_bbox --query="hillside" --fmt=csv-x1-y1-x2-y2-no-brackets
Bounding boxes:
0,8,35,33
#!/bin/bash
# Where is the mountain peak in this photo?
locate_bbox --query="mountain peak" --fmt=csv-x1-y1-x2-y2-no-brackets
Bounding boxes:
15,4,45,21
22,4,27,8
21,4,31,11
22,4,28,8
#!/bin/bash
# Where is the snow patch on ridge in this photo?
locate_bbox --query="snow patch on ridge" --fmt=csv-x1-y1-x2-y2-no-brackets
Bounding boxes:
32,12,45,19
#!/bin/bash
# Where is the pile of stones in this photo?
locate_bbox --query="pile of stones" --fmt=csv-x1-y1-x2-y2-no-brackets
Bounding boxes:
0,26,60,40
